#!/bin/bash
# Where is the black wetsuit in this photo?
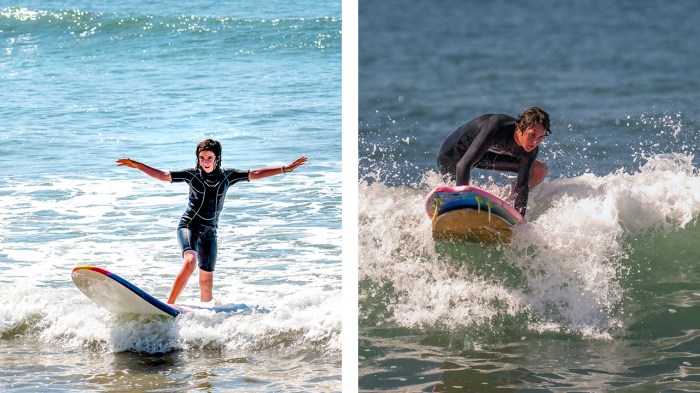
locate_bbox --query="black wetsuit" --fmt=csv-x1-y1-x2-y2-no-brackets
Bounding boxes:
170,167,249,271
436,114,538,215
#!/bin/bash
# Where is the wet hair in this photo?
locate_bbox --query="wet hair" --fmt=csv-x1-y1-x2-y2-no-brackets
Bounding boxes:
195,139,222,170
515,107,551,135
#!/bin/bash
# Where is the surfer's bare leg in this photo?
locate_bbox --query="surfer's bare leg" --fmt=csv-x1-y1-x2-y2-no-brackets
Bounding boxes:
199,270,214,303
529,160,548,188
167,250,197,304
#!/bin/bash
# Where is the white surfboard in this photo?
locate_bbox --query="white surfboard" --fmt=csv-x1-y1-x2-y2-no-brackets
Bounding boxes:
72,266,261,317
71,266,182,317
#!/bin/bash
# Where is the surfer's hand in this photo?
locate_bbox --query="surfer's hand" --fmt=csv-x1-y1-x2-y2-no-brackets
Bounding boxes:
284,156,307,172
116,158,138,169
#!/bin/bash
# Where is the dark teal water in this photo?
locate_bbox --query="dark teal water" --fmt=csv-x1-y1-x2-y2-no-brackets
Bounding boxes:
359,0,700,391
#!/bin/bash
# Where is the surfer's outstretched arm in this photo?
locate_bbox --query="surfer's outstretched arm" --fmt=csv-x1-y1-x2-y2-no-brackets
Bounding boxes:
116,158,172,182
249,156,307,180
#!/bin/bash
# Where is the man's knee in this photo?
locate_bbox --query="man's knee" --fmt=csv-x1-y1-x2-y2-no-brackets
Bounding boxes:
530,161,548,186
183,250,198,269
536,161,548,179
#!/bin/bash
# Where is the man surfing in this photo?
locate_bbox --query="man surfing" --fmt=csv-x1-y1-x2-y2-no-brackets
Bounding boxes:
436,106,550,216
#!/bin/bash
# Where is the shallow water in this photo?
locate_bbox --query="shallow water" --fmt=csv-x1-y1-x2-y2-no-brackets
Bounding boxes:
1,0,342,391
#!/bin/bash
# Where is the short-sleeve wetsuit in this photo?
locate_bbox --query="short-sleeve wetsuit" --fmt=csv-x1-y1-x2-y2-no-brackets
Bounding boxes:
436,114,538,215
170,167,249,271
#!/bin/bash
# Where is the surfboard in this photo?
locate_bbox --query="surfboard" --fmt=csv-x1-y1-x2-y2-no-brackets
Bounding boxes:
424,185,523,243
71,266,182,317
72,266,259,317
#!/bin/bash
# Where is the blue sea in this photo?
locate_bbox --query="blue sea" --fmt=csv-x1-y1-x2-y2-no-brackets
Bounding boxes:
0,1,341,391
359,0,700,391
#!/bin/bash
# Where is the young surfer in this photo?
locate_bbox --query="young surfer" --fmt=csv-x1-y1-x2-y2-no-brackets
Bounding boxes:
436,106,550,216
117,139,307,304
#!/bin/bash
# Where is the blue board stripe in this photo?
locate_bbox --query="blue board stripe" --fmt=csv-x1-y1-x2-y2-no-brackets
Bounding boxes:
437,197,520,225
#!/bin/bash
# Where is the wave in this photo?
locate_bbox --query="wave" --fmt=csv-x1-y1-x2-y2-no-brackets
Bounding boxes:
0,281,340,356
359,153,699,342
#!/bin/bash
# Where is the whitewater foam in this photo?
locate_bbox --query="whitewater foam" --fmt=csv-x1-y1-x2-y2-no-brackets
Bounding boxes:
359,153,699,338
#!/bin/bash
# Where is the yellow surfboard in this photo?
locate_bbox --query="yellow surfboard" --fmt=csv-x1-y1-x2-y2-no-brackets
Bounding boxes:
432,209,514,242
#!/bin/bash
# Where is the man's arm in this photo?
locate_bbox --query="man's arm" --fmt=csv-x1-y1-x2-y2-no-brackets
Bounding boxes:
454,130,494,186
249,156,307,180
116,158,172,182
513,152,536,215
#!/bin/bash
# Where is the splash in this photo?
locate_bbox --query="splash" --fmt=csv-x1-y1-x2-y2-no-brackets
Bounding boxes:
0,283,340,356
359,153,699,339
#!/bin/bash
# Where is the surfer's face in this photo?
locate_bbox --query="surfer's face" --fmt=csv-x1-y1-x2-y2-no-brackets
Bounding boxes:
198,151,217,173
517,123,547,152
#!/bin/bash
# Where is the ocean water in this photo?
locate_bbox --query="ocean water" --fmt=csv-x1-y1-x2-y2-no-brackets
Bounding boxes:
0,1,341,391
359,0,700,391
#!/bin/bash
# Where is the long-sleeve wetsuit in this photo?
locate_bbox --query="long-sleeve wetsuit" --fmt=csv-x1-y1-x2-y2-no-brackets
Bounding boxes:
169,167,249,271
436,114,538,215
